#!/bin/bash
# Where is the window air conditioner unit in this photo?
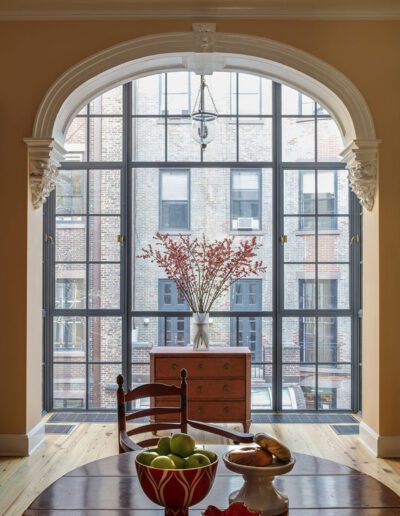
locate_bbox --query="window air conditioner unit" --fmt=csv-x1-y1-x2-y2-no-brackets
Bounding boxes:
237,217,253,230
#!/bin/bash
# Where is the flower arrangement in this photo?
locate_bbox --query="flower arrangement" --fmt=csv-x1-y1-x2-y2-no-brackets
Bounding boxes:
138,233,267,314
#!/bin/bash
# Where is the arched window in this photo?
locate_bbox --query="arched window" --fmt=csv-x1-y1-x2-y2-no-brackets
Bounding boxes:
44,71,360,412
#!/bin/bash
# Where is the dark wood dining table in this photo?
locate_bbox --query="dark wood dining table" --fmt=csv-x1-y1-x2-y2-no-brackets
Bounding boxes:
24,445,400,515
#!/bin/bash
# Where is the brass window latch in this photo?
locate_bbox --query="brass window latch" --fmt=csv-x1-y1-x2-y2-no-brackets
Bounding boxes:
44,234,54,244
117,234,125,244
279,234,288,244
350,234,360,245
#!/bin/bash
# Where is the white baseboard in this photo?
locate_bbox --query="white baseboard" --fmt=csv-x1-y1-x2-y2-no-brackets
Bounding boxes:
359,421,400,458
0,421,45,456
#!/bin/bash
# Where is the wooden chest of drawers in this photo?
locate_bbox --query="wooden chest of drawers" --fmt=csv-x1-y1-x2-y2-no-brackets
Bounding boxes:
150,347,251,432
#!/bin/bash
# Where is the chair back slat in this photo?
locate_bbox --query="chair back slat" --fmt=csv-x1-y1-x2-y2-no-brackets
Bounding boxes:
126,406,182,421
124,382,181,402
136,437,161,449
127,422,181,437
116,367,253,454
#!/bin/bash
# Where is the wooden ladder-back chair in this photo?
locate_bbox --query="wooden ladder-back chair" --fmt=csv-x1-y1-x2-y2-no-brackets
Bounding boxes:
117,368,254,453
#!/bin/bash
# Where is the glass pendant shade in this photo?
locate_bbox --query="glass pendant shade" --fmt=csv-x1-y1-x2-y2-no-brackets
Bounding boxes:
191,75,218,149
191,114,217,147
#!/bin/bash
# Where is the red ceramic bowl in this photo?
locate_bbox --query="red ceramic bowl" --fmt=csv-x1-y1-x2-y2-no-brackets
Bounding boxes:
135,453,218,516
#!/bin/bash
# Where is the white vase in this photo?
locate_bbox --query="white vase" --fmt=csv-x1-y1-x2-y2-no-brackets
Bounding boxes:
192,313,209,351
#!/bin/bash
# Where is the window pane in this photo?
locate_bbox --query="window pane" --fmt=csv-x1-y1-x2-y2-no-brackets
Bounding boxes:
132,74,164,115
65,118,87,161
161,202,189,230
167,118,200,161
327,317,351,362
239,118,272,161
56,217,86,262
231,170,260,230
166,72,191,115
88,264,120,309
89,169,121,214
53,316,86,359
318,264,349,309
282,118,315,162
201,117,237,161
88,317,122,362
282,365,316,410
283,317,315,362
205,72,234,115
318,364,351,410
282,85,315,115
161,172,188,200
89,216,120,262
89,117,123,161
284,264,316,309
318,217,349,262
284,170,315,215
336,170,350,214
318,279,338,310
284,217,315,262
89,364,120,409
89,86,123,115
56,170,86,214
238,74,272,115
232,171,259,190
54,364,86,410
317,118,343,162
132,117,165,161
55,265,86,309
317,171,336,215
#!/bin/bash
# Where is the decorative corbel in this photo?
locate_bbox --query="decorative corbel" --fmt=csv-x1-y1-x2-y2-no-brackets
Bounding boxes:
193,23,216,53
341,140,380,211
24,138,66,209
186,24,225,75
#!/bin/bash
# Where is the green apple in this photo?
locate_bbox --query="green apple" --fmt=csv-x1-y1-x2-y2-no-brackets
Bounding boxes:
193,449,217,464
150,456,176,469
185,453,211,469
168,453,186,469
136,451,159,466
157,436,171,456
170,433,196,458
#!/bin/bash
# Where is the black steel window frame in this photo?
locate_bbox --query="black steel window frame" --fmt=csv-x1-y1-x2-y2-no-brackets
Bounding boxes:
43,75,361,413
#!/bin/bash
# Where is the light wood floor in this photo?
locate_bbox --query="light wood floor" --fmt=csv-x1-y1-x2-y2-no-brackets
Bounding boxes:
1,418,400,516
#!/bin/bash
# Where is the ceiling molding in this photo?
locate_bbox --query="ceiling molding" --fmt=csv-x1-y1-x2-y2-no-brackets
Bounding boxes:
1,6,400,21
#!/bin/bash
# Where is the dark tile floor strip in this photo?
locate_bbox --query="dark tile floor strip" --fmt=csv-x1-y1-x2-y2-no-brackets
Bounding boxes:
330,424,360,435
48,413,358,424
45,424,76,435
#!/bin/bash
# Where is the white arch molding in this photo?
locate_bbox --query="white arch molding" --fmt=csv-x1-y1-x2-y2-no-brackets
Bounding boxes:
25,24,380,210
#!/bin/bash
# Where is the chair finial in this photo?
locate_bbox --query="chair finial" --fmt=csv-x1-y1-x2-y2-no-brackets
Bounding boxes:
180,368,187,379
117,374,124,388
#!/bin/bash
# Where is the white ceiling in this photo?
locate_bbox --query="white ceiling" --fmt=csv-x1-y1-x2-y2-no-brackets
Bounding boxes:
0,0,399,20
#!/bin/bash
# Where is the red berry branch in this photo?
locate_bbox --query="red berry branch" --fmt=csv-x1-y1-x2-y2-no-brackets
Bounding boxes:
138,233,267,313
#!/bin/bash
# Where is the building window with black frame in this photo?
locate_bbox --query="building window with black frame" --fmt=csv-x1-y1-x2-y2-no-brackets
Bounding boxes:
160,170,190,230
231,169,261,231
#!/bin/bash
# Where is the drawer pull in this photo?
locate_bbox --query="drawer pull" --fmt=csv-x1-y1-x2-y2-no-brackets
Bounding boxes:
197,363,204,370
197,406,204,413
223,406,230,413
171,363,178,370
223,363,230,370
196,385,203,393
223,384,230,392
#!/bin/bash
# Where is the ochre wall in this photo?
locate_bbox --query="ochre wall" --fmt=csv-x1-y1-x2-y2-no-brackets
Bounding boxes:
0,20,399,436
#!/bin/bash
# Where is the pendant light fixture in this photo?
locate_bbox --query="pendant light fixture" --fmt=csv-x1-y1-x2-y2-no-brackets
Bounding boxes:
191,75,218,150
